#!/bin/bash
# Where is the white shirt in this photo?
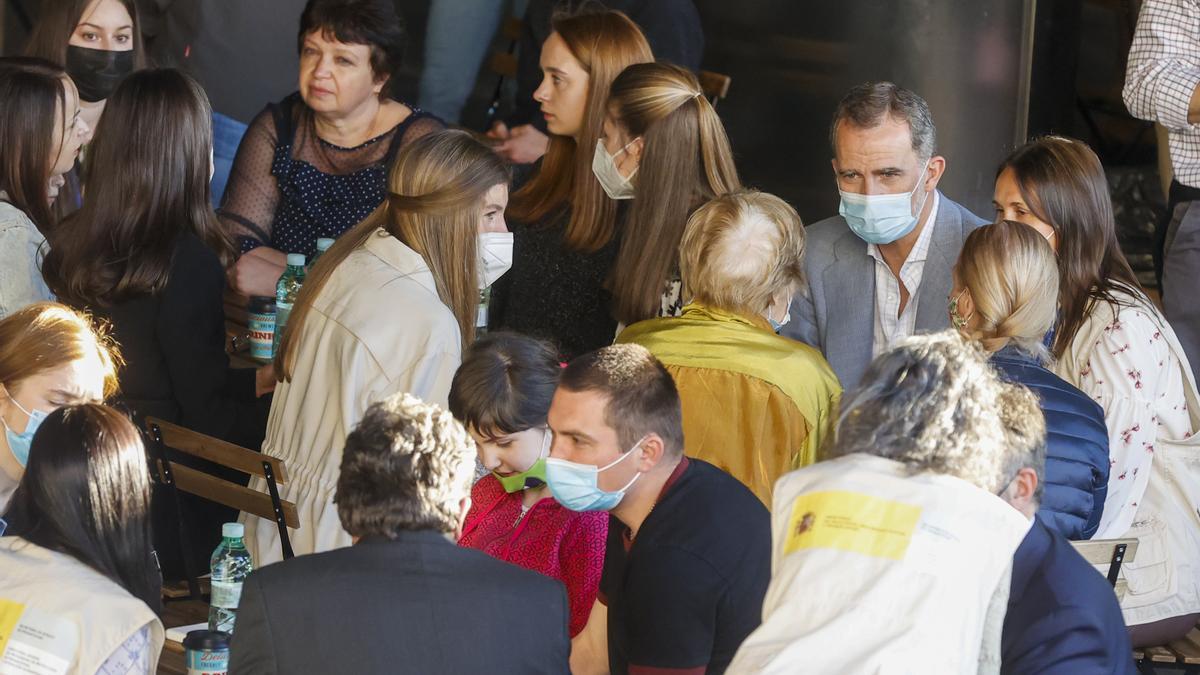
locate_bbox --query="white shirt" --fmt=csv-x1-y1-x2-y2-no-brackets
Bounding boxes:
1124,0,1200,186
242,229,463,567
867,192,940,356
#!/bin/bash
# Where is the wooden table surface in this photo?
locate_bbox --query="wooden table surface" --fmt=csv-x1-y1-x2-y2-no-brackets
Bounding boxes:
158,599,209,675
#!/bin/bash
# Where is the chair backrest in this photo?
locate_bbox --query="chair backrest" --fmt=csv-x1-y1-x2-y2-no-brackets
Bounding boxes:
1070,537,1138,601
698,70,732,107
145,417,299,529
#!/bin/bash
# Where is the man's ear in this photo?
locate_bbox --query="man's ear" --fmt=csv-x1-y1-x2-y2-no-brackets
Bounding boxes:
635,433,667,473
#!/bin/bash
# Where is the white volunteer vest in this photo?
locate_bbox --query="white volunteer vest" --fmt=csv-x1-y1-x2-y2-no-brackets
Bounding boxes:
0,537,164,675
728,453,1032,675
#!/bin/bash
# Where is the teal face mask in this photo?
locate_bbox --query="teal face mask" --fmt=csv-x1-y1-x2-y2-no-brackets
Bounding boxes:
493,428,551,493
837,160,931,245
2,392,47,468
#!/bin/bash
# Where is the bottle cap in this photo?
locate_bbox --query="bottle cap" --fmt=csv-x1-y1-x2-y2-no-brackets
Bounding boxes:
286,253,306,267
316,238,334,252
183,630,231,651
222,522,244,538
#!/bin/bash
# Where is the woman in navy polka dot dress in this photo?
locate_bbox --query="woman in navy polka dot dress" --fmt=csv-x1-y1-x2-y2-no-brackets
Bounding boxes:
220,0,444,297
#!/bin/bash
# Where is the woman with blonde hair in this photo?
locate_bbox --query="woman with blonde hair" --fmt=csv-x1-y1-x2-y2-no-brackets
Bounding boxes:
618,190,840,505
605,61,742,326
950,220,1109,540
994,136,1200,645
491,9,653,359
243,129,511,565
0,302,117,508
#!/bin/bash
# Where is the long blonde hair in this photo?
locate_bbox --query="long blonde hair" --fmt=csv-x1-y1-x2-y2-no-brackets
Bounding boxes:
955,220,1059,359
507,10,653,253
608,62,741,325
276,130,510,381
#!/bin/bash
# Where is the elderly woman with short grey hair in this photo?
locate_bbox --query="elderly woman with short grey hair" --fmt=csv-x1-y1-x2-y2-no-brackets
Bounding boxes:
616,190,841,505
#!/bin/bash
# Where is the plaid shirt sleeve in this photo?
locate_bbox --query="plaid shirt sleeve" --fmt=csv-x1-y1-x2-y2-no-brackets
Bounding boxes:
1124,0,1200,130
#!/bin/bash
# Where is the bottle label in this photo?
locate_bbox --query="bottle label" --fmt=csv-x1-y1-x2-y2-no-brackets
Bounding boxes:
275,301,293,332
248,312,275,362
210,580,243,609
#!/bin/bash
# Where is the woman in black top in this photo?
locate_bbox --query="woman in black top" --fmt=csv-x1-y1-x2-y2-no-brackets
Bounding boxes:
220,0,444,298
491,10,652,359
42,69,272,579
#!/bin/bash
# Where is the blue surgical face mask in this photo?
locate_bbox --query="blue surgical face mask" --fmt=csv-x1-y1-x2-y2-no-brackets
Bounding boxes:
545,437,645,512
838,161,931,245
1,392,48,468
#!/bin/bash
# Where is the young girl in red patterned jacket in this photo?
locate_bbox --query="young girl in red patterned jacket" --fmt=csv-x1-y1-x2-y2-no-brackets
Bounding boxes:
450,332,608,640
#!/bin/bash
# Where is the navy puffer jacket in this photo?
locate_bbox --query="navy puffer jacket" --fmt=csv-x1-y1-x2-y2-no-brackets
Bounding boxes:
991,346,1110,540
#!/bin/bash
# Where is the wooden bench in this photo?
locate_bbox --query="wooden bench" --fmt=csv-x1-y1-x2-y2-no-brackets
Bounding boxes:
1071,537,1137,601
145,417,298,600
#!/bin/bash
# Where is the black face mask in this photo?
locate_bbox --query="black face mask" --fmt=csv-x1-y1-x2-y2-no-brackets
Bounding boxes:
65,45,134,102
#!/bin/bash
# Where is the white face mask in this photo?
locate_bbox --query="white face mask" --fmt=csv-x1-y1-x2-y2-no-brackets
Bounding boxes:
478,231,513,288
592,138,638,200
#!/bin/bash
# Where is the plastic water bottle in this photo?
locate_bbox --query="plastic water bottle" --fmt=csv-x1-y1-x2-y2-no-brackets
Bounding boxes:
310,238,334,270
208,523,253,633
273,253,306,356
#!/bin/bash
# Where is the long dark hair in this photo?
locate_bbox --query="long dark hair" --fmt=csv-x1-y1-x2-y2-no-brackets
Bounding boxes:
997,136,1143,359
448,332,561,438
608,63,741,325
42,69,233,307
0,57,70,234
507,10,653,253
2,404,161,613
24,0,147,68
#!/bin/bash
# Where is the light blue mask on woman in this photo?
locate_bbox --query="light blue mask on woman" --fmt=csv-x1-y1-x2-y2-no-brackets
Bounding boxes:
838,160,930,245
2,393,47,468
545,437,646,512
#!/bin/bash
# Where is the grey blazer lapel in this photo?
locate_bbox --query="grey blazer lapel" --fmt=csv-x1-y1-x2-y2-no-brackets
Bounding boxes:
824,228,876,378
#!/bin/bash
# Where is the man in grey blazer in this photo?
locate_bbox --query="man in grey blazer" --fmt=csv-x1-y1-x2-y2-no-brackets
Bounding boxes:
229,394,570,674
784,82,986,389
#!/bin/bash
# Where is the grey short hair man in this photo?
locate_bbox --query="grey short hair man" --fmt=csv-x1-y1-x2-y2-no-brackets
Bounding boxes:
230,393,571,674
729,332,1135,674
783,81,987,389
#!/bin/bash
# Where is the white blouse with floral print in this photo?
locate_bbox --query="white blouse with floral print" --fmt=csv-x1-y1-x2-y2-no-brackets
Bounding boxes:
1055,292,1194,539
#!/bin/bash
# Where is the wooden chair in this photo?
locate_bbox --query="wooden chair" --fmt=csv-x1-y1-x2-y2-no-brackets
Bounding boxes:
145,417,298,600
1072,538,1200,672
698,70,732,107
484,16,525,126
1071,537,1137,601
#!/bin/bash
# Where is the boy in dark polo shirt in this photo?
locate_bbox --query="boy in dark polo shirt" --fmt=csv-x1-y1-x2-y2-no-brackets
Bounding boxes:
545,344,771,674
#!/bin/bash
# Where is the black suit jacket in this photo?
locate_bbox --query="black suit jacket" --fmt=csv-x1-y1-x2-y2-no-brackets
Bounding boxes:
229,531,571,674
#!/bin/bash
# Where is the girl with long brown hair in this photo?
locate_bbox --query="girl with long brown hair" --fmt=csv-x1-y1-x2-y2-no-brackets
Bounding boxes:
243,129,511,565
604,62,741,326
491,9,653,359
42,69,271,581
26,0,146,219
996,136,1200,645
25,0,145,142
0,58,89,317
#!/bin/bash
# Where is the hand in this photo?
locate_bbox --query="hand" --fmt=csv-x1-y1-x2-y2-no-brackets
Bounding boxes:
255,363,277,398
229,247,287,297
496,124,549,165
486,120,510,140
